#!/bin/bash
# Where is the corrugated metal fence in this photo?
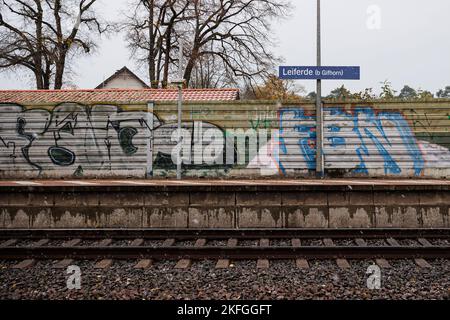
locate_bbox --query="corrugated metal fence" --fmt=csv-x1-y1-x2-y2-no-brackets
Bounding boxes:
1,99,449,178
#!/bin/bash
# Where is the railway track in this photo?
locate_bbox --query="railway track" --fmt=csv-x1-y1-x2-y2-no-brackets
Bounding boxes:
0,229,449,268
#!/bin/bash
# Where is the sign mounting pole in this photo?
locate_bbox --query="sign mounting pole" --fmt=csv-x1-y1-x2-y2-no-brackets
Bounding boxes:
278,1,360,178
316,0,324,178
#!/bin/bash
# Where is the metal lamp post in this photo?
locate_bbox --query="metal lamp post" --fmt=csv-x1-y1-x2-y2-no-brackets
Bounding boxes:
171,43,185,180
176,82,183,180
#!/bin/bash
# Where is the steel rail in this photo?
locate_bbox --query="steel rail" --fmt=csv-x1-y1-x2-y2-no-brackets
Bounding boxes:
1,245,449,260
0,228,449,240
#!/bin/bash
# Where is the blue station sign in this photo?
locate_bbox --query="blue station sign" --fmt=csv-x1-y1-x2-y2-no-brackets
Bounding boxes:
279,66,360,80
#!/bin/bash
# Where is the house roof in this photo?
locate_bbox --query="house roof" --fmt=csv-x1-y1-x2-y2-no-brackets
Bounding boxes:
95,66,150,89
0,88,240,104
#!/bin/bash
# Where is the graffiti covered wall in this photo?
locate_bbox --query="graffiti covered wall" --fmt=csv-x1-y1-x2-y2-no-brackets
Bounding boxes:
1,100,450,178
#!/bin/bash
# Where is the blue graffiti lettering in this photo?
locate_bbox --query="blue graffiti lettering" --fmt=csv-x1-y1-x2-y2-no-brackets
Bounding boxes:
279,106,425,176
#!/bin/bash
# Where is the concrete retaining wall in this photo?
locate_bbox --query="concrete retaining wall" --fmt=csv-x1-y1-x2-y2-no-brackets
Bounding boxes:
1,184,448,229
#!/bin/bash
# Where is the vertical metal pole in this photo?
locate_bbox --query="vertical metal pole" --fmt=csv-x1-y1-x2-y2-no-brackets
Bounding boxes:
147,102,154,178
177,43,183,180
316,0,324,178
177,84,182,180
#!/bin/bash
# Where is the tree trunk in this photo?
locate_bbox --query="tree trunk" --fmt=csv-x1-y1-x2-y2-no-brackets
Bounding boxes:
53,0,64,90
54,54,66,89
148,0,157,88
183,48,199,88
34,3,44,89
34,70,44,89
162,28,172,89
43,62,51,89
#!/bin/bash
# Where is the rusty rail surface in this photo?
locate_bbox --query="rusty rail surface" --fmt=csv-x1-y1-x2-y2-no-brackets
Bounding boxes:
0,228,449,240
1,246,449,260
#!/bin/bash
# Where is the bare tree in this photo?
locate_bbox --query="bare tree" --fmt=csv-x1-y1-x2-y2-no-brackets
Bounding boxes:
0,0,109,89
123,0,189,88
189,43,236,89
182,0,290,87
124,0,290,88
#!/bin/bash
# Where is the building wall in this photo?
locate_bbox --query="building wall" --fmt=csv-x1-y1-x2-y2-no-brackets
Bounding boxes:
1,100,449,179
98,73,147,89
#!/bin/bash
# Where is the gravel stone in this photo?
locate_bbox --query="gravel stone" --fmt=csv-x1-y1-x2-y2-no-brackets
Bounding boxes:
238,240,259,247
430,239,450,246
270,239,292,246
333,239,355,246
366,239,388,246
208,240,228,246
303,239,324,246
174,240,196,247
398,239,419,246
1,258,448,300
143,240,165,247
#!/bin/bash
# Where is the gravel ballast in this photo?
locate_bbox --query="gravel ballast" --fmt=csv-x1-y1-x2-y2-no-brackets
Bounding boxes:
0,259,449,300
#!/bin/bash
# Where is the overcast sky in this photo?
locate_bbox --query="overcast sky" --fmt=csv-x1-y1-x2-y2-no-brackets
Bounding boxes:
1,0,449,95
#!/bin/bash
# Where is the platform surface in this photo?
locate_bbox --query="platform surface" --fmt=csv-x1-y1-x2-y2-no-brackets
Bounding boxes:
0,178,449,187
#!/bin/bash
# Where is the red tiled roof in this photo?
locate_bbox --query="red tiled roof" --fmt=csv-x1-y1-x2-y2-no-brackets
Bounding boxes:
0,88,240,104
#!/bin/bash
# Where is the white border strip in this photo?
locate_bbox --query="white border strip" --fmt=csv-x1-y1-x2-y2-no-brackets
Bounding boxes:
168,181,212,186
63,181,99,186
112,180,157,186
